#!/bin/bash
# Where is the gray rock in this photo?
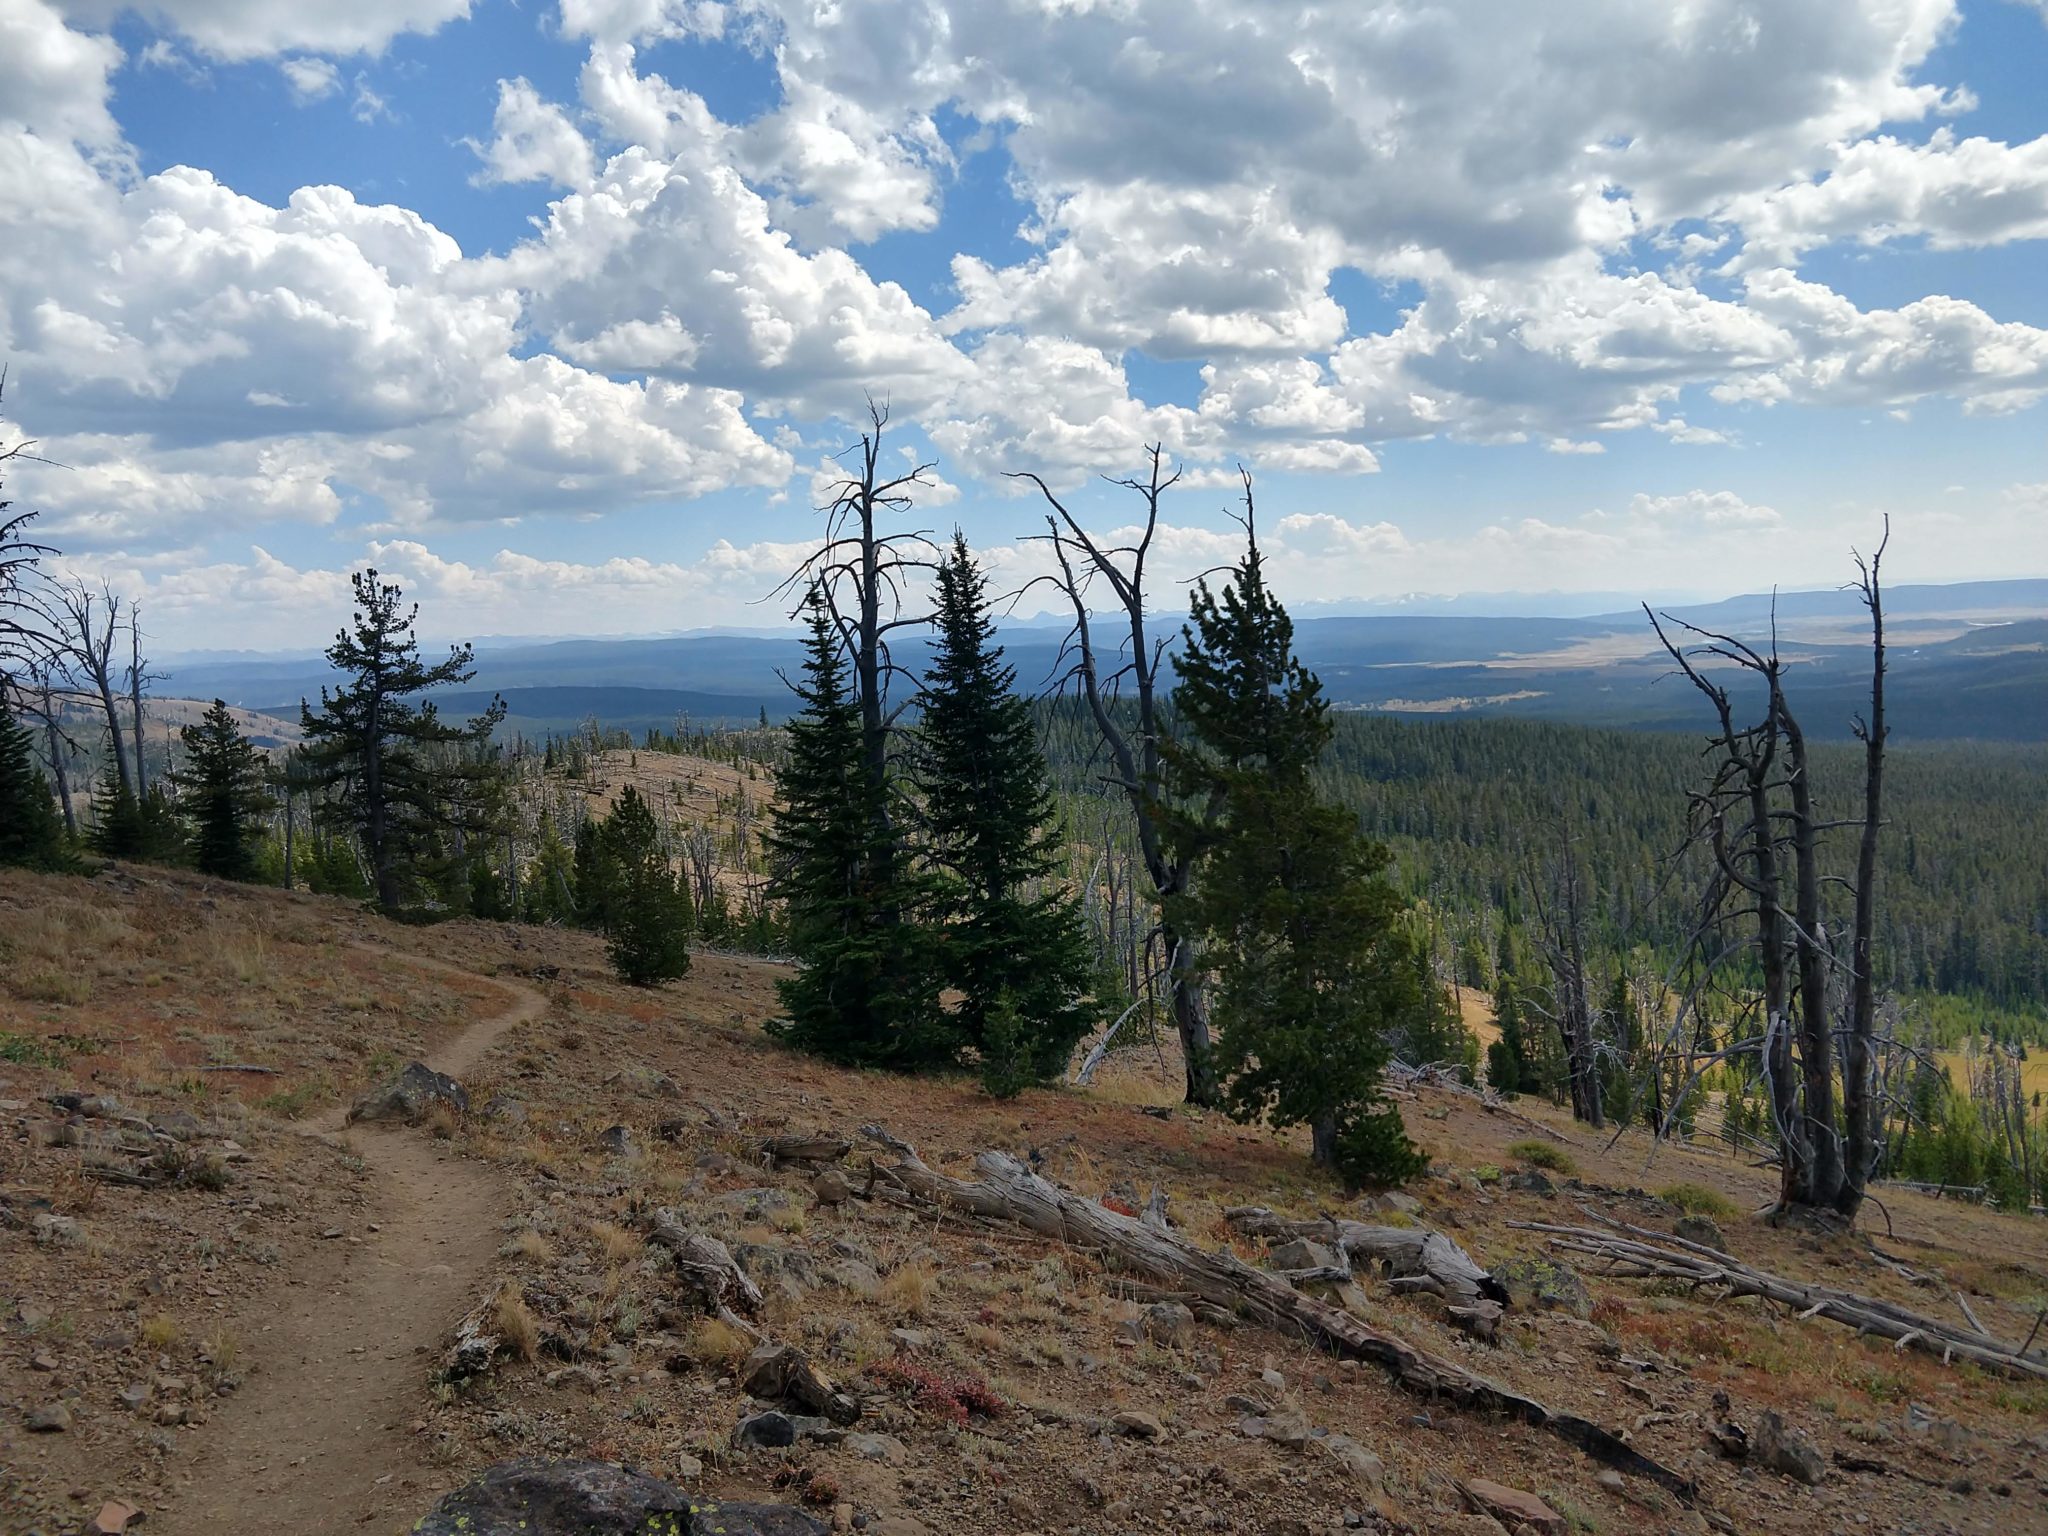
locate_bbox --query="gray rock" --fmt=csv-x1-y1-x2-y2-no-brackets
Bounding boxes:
735,1411,798,1449
1674,1215,1729,1252
31,1213,82,1247
597,1125,641,1161
1377,1191,1423,1216
828,1259,882,1297
1504,1170,1555,1195
843,1432,908,1465
712,1187,793,1221
346,1062,466,1125
415,1458,827,1536
481,1095,529,1127
1316,1433,1384,1489
1143,1301,1196,1348
26,1402,71,1432
1492,1257,1593,1319
1753,1410,1826,1486
1110,1409,1163,1440
151,1110,204,1142
1237,1410,1311,1449
812,1170,852,1205
1268,1237,1341,1272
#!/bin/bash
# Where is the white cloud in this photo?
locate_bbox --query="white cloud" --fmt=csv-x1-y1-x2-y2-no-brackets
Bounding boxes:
1628,490,1782,529
469,78,594,188
279,56,341,103
54,0,475,61
1,0,124,147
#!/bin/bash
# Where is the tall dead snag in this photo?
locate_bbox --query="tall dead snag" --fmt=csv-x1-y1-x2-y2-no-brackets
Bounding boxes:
861,1126,1696,1501
1648,527,1890,1222
1522,825,1604,1128
54,579,133,799
1011,447,1217,1106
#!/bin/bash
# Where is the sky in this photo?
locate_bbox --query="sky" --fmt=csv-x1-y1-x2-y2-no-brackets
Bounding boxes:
2,0,2046,651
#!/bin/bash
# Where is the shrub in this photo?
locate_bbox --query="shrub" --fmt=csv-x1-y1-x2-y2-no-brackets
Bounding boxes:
1658,1182,1739,1220
1507,1139,1578,1175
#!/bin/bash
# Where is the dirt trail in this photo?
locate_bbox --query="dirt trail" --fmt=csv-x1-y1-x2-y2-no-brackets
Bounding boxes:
152,954,545,1536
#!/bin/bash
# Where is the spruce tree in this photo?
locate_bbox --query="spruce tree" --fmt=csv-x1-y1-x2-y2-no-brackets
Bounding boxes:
0,692,66,870
88,770,186,864
766,594,946,1069
1164,518,1426,1187
299,570,507,913
522,815,578,925
1485,976,1528,1096
169,698,271,880
595,786,692,985
918,534,1098,1096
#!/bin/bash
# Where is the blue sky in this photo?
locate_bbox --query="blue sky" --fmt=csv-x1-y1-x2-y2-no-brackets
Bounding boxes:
3,0,2045,647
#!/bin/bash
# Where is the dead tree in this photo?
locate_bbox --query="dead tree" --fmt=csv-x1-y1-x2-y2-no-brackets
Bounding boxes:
1011,447,1217,1106
54,579,134,799
126,605,163,796
1647,528,1890,1222
1522,825,1604,1127
1,380,61,683
773,399,936,917
26,661,77,833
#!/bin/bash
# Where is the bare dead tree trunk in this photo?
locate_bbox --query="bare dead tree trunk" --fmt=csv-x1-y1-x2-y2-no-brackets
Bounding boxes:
1838,524,1889,1216
127,607,149,797
1011,447,1218,1107
56,580,132,799
31,665,76,834
1524,826,1603,1128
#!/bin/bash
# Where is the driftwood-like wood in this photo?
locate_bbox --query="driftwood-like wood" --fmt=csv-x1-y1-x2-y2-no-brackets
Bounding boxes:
1512,1217,2048,1381
1224,1207,1506,1307
647,1210,765,1339
861,1126,1696,1500
756,1133,852,1168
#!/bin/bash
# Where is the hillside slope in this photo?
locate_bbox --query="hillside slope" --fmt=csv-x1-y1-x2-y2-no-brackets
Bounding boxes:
3,867,2045,1535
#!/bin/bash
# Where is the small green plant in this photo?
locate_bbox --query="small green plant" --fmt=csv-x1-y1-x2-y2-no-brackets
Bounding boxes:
1507,1139,1578,1175
1658,1182,1739,1220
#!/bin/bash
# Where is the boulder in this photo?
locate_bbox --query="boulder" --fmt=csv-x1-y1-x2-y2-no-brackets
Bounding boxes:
1110,1410,1164,1440
1753,1410,1826,1486
1674,1215,1730,1252
415,1459,828,1536
1315,1433,1384,1490
597,1125,641,1161
347,1062,466,1125
1459,1479,1564,1536
1268,1237,1342,1272
813,1169,852,1205
1142,1301,1196,1348
1492,1257,1593,1319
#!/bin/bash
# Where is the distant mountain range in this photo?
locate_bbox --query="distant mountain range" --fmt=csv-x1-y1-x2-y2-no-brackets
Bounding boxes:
157,578,2048,743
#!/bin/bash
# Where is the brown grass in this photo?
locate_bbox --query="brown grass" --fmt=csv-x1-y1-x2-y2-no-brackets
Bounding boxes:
492,1284,540,1364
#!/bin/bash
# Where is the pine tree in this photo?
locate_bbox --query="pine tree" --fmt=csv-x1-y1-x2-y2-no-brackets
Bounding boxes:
298,570,507,913
595,786,692,985
88,770,186,864
572,814,620,931
919,535,1098,1095
1163,514,1426,1187
0,692,66,870
766,594,946,1069
1485,976,1528,1096
521,815,578,925
169,698,270,880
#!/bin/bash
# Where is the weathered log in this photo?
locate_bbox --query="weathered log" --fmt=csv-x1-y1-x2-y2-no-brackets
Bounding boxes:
1511,1218,2048,1381
1225,1207,1506,1308
756,1133,851,1168
647,1210,765,1339
861,1126,1696,1501
741,1343,861,1425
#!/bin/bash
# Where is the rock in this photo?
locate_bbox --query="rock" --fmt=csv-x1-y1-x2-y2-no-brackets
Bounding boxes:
481,1095,529,1127
26,1402,71,1432
1674,1215,1729,1252
1268,1237,1341,1272
597,1125,641,1161
1378,1190,1423,1215
741,1343,860,1425
544,1365,605,1394
29,1351,58,1371
1237,1409,1311,1449
1315,1434,1384,1490
1110,1410,1164,1440
1504,1170,1555,1195
813,1169,852,1206
887,1328,926,1351
1492,1257,1593,1319
347,1062,466,1125
31,1213,81,1247
118,1384,152,1412
712,1187,794,1221
1753,1410,1826,1486
736,1411,799,1449
151,1110,204,1141
415,1458,828,1536
671,1452,705,1481
89,1500,145,1534
1259,1367,1287,1391
828,1259,882,1297
1143,1301,1196,1348
1460,1478,1565,1535
839,1432,905,1467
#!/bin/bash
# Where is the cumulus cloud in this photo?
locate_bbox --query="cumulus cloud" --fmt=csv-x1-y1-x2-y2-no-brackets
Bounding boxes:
54,0,475,61
469,78,594,188
278,56,341,102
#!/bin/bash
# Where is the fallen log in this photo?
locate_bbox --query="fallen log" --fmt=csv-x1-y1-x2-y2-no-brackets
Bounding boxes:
1511,1218,2048,1381
1224,1207,1506,1308
755,1133,852,1168
861,1125,1696,1501
646,1210,765,1340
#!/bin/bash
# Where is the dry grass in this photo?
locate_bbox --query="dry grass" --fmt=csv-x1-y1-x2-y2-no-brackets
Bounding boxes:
882,1261,938,1318
510,1229,555,1262
140,1313,181,1352
690,1316,754,1368
589,1220,642,1265
493,1284,540,1364
424,1103,462,1140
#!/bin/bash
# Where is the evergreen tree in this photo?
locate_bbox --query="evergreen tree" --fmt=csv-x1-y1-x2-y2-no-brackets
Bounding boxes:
0,692,66,870
572,814,621,931
594,786,693,985
522,815,579,925
766,594,946,1069
1485,976,1529,1096
1163,517,1426,1187
87,770,186,864
919,535,1098,1096
169,698,270,879
298,570,507,913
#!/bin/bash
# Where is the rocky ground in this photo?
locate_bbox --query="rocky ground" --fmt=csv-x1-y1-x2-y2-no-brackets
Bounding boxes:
4,861,2047,1536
